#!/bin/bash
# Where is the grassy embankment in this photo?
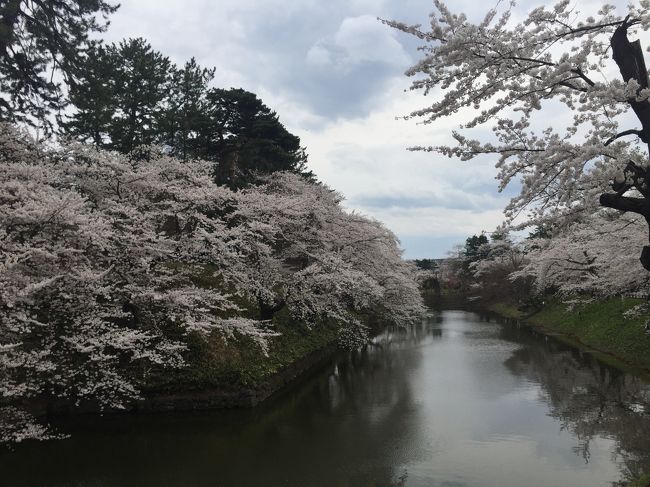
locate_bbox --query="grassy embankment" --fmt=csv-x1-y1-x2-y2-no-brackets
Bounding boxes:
141,264,363,399
487,297,650,371
629,473,650,487
147,307,341,395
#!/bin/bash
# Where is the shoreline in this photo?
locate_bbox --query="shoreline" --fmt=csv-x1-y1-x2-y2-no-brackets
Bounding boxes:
135,342,339,412
40,295,650,420
427,293,650,377
470,298,650,377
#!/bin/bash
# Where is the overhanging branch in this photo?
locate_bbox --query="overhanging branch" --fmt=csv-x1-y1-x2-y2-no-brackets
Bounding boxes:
600,193,650,216
604,129,644,146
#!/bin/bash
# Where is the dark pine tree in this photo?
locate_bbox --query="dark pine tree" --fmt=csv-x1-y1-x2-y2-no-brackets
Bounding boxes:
60,43,115,146
463,234,489,272
107,38,171,154
63,43,312,185
158,58,215,160
62,38,171,154
0,0,118,132
200,88,312,188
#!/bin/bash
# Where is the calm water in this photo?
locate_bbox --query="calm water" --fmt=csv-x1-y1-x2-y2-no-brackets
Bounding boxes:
2,310,650,486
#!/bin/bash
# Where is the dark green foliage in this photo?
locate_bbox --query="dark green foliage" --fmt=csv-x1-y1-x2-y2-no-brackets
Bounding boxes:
199,88,311,188
59,43,114,145
629,473,650,487
106,38,171,153
63,43,312,186
413,258,438,270
63,38,172,153
0,0,117,131
1,0,311,184
464,234,489,261
458,233,490,275
158,58,215,160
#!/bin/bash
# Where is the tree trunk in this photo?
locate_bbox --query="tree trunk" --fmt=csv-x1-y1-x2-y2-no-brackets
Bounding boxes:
258,298,285,321
600,19,650,271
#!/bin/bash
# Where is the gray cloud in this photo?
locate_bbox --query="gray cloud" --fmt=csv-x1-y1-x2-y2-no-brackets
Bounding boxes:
100,0,547,258
104,1,431,123
352,191,504,212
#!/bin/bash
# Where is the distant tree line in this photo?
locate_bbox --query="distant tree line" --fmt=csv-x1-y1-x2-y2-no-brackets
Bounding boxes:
438,218,650,312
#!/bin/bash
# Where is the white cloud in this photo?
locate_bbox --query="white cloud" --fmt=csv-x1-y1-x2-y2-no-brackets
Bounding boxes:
297,75,511,255
305,44,334,67
375,207,506,238
306,14,411,72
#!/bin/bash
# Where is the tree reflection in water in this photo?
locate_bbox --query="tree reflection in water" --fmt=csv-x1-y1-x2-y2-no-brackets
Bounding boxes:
494,315,650,484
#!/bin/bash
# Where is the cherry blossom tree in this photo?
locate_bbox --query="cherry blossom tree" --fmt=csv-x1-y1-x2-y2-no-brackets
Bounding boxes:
385,1,650,269
513,211,650,297
0,124,273,443
231,173,424,346
470,236,531,302
1,126,423,443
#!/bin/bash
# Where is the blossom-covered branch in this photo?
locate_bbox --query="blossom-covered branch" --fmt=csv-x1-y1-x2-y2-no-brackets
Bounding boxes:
386,0,650,269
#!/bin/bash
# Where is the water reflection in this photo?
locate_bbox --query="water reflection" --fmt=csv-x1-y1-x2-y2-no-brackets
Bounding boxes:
0,310,648,486
495,316,650,484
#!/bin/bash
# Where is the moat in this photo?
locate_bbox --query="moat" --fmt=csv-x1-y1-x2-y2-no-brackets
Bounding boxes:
2,309,649,486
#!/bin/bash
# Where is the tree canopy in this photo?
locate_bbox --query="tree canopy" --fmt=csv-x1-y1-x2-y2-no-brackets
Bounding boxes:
158,57,215,160
62,39,311,187
0,125,423,443
0,0,423,446
385,1,650,269
0,0,118,131
201,88,310,188
63,38,172,152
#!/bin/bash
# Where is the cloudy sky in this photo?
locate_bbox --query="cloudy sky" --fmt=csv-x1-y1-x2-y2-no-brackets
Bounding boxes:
101,0,616,258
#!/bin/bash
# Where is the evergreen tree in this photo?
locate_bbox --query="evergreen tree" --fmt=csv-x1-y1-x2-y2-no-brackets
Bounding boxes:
62,38,171,153
0,0,117,131
107,38,171,153
200,88,311,188
63,44,312,185
463,234,489,272
158,58,214,160
60,43,115,145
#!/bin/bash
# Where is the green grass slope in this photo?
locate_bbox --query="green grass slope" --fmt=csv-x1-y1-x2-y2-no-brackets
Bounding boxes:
488,297,650,370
